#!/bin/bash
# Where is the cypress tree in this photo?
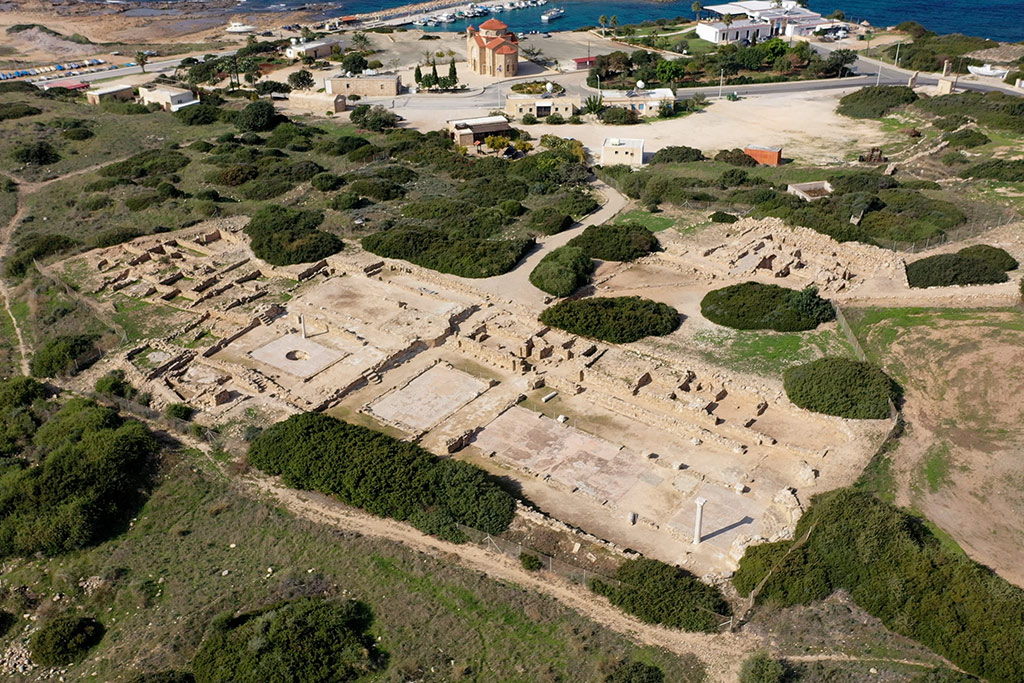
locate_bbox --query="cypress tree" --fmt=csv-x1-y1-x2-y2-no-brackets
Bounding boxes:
448,58,457,83
414,64,422,84
431,60,438,82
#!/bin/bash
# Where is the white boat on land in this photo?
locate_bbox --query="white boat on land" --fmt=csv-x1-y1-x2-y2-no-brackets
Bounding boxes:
226,21,258,33
967,63,1010,78
540,7,564,21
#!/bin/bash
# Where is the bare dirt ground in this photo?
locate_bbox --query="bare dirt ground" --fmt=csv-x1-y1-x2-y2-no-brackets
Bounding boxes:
851,306,1024,587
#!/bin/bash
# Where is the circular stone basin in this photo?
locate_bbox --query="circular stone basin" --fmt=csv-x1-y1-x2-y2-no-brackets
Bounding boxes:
285,349,309,361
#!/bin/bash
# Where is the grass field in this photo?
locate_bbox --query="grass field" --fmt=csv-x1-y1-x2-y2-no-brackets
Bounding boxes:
0,453,706,682
613,207,676,232
689,324,856,378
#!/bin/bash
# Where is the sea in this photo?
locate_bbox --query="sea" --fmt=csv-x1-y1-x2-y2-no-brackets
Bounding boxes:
223,0,1022,42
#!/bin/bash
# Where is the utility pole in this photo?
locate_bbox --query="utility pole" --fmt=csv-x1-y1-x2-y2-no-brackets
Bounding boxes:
718,68,724,99
894,41,902,68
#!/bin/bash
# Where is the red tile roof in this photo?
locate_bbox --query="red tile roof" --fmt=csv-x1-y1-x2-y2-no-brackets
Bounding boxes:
479,18,508,30
495,45,518,55
485,36,506,49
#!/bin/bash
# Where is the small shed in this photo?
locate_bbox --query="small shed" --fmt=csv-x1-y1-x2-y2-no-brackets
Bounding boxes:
572,56,596,70
744,145,782,166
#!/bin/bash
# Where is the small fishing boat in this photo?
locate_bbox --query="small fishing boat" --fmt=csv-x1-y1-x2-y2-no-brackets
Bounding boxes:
967,63,1010,78
540,7,564,21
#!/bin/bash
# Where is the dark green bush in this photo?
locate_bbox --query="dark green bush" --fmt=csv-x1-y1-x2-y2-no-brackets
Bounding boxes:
943,128,990,149
701,282,835,332
6,234,77,277
709,211,738,223
249,413,516,536
244,205,343,266
567,222,659,261
605,660,665,683
528,206,573,235
331,192,363,211
362,229,532,278
93,226,143,248
80,194,112,211
837,85,919,118
916,91,1024,134
311,172,344,191
520,553,543,571
906,252,1010,288
235,100,278,132
189,140,214,153
590,558,730,632
521,113,537,124
175,103,221,126
828,171,899,195
61,126,94,141
165,403,194,421
959,159,1024,181
100,149,190,179
783,357,898,419
315,135,370,156
714,148,758,167
94,370,136,399
739,652,785,683
599,107,641,125
30,334,98,377
238,176,295,200
214,164,259,186
649,146,704,164
125,193,160,211
192,598,385,683
733,488,1024,682
12,141,60,165
718,168,750,187
0,102,41,121
957,244,1017,271
126,672,195,683
932,115,968,131
540,296,680,343
348,178,405,201
529,246,594,297
30,616,104,666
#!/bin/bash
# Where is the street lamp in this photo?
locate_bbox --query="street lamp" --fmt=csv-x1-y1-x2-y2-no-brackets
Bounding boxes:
718,68,724,99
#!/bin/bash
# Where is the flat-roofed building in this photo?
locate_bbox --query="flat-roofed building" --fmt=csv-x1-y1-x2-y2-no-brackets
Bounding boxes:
138,85,200,112
601,87,675,117
504,94,581,119
601,137,644,167
697,0,835,43
285,39,340,60
287,91,347,114
744,144,782,166
325,74,402,97
447,115,513,146
85,83,134,105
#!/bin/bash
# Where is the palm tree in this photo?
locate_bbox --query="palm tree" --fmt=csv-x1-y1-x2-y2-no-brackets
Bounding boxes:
135,51,149,73
598,15,608,36
609,15,619,34
351,32,371,51
691,2,702,20
723,13,735,28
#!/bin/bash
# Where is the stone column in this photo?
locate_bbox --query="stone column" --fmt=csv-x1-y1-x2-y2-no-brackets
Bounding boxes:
693,497,707,545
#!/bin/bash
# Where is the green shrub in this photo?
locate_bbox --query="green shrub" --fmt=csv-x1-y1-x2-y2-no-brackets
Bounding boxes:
733,488,1024,682
238,176,295,200
331,192,363,211
906,252,1010,288
567,222,658,261
714,148,757,167
30,334,98,377
215,164,259,186
837,85,919,118
6,234,77,277
125,193,160,211
599,107,641,125
126,672,195,683
249,412,516,536
30,616,104,666
709,211,738,223
80,194,112,211
956,244,1017,271
529,246,594,297
528,206,573,235
605,660,665,683
0,102,41,121
932,115,968,131
959,159,1024,181
522,113,538,125
12,141,60,165
244,205,343,266
315,135,370,156
520,553,543,571
739,652,785,683
175,103,221,126
362,229,532,278
93,226,144,248
828,171,899,195
590,558,730,632
348,177,405,201
165,403,194,421
100,149,190,179
943,128,990,149
95,370,136,399
61,126,94,141
649,146,704,164
916,91,1024,134
235,100,278,132
192,598,385,683
544,113,565,125
701,282,835,332
941,151,968,166
784,357,898,419
540,296,680,343
311,172,344,191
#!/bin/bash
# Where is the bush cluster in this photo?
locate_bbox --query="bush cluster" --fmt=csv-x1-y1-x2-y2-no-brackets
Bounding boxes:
540,296,680,343
363,229,532,278
942,128,990,149
837,85,919,119
30,616,105,666
100,149,190,179
529,246,594,297
783,357,898,419
244,205,343,266
30,334,98,377
6,234,77,278
709,211,738,223
958,159,1024,181
590,558,730,632
701,282,835,332
192,598,384,683
649,146,704,164
605,661,665,683
906,250,1012,288
714,148,758,167
0,385,158,558
567,222,659,262
528,206,573,235
739,652,785,683
958,244,1018,271
0,102,41,121
733,488,1024,681
248,413,516,539
12,141,60,165
917,91,1024,134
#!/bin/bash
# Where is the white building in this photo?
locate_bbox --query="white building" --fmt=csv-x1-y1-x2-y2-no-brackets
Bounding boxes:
696,0,837,44
600,87,675,117
601,138,644,167
285,39,340,60
138,85,200,112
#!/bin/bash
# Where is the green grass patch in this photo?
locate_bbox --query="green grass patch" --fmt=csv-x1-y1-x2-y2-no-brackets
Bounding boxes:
613,208,676,232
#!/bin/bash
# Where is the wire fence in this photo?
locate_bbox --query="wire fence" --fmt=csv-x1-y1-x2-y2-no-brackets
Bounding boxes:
872,205,1021,254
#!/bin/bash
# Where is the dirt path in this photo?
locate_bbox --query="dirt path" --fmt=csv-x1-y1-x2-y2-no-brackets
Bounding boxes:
251,476,760,682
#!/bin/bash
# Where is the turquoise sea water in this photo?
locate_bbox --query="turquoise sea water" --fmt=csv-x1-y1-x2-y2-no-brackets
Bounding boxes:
231,0,1022,42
